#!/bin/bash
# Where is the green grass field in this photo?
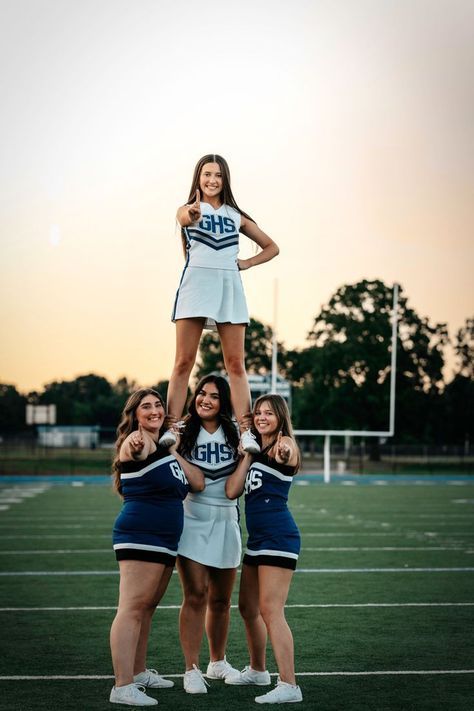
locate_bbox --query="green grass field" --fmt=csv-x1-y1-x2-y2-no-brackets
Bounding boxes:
0,478,473,710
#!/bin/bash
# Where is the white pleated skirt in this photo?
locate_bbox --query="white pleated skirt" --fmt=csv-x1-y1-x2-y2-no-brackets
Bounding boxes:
172,266,249,330
177,499,242,569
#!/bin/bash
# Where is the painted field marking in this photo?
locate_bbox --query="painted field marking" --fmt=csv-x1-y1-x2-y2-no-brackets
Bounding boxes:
1,566,474,577
0,602,473,612
0,670,473,680
1,545,470,555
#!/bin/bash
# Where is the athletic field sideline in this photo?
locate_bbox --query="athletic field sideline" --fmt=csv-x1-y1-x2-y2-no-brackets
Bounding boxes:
0,478,473,710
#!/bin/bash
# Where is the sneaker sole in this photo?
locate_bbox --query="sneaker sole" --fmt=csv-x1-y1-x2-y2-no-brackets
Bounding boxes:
226,679,271,686
184,688,208,694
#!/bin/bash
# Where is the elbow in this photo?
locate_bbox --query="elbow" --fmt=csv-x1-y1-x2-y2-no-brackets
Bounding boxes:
273,243,280,257
194,476,205,493
225,484,239,500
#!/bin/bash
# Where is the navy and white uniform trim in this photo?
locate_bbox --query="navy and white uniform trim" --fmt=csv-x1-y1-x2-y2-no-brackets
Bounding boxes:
243,453,300,570
171,202,249,329
113,447,189,566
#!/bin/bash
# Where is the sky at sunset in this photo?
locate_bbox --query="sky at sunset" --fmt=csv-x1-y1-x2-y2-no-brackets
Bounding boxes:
1,0,473,393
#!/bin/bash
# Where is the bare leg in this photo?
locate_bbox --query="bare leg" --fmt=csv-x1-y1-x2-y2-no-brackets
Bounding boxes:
258,566,296,684
206,568,237,661
238,563,268,671
177,556,210,669
110,560,169,687
167,318,205,421
217,323,251,429
133,565,173,674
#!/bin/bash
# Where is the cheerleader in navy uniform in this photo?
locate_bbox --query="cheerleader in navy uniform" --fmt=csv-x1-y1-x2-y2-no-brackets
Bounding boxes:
175,375,242,693
160,154,279,455
225,394,303,705
109,389,204,707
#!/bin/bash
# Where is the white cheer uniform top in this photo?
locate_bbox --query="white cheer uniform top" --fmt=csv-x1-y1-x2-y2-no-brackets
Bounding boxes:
184,203,241,271
185,425,238,507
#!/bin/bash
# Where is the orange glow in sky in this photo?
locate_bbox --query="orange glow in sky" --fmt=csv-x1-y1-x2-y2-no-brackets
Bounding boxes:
1,0,473,392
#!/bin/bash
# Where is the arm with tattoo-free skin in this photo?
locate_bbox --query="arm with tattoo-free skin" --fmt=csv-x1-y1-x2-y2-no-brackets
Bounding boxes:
225,452,253,500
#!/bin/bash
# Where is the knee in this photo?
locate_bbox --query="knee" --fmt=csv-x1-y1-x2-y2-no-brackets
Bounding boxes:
239,598,259,623
185,587,208,612
259,602,282,627
173,353,196,377
119,597,154,621
225,354,246,378
208,596,231,616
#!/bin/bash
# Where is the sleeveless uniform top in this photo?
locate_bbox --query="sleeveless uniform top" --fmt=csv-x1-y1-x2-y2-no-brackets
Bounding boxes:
185,425,239,507
243,451,300,569
113,447,189,565
184,203,241,271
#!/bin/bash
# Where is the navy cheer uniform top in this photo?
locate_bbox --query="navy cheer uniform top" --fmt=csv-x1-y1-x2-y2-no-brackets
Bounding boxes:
243,452,300,570
113,447,189,566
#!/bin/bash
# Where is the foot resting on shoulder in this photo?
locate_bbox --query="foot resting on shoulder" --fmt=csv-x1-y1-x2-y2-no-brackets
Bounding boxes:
240,429,260,454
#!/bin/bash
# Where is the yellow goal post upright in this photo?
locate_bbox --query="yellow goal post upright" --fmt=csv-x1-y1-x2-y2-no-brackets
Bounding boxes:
293,284,399,483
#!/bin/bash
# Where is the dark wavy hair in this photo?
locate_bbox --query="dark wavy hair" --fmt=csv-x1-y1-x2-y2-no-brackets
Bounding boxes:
112,388,165,495
251,394,301,470
179,374,239,459
180,154,256,255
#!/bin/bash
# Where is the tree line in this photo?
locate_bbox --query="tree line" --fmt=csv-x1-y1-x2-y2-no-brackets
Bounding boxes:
1,279,472,445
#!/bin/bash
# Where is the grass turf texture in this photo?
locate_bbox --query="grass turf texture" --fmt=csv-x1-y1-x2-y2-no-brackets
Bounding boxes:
0,481,473,710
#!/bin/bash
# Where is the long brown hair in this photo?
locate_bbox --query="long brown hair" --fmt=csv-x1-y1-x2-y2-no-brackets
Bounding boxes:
112,388,165,495
180,154,255,255
252,394,301,470
179,374,239,459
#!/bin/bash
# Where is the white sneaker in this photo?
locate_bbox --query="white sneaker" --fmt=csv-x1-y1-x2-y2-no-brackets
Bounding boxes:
255,679,303,704
225,665,271,686
206,656,240,680
240,429,261,454
134,668,174,688
158,429,177,447
110,683,158,706
183,664,209,694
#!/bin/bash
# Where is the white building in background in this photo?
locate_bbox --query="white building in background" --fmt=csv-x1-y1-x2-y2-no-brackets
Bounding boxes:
37,425,100,448
248,374,291,410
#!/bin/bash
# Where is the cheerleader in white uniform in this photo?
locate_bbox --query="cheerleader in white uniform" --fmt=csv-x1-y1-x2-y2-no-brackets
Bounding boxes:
161,154,279,454
225,394,303,705
176,375,242,694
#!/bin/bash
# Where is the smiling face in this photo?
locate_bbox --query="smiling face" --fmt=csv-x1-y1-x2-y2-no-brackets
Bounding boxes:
135,394,165,434
199,162,223,204
253,400,279,438
195,381,221,423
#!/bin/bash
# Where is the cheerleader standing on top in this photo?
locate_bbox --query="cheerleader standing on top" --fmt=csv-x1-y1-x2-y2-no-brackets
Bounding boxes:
160,154,279,453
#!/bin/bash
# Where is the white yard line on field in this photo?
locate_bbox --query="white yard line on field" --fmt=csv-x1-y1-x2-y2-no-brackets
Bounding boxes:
1,566,474,577
0,670,473,680
0,602,473,612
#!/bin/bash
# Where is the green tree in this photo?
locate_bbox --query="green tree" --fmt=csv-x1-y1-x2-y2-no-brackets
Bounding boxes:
196,317,285,380
38,373,114,425
0,384,27,433
443,317,474,445
283,280,448,443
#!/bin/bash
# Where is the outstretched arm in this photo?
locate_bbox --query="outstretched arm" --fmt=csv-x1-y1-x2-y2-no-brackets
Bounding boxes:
225,452,253,499
120,425,154,462
238,215,279,271
273,432,299,468
177,189,202,227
